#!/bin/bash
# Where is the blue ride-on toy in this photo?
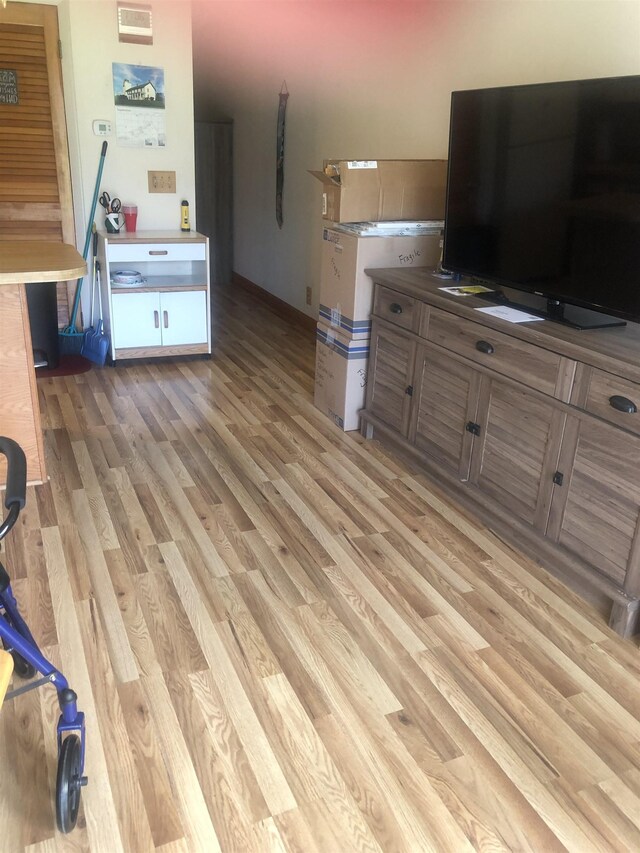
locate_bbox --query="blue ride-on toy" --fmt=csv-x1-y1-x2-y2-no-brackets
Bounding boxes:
0,437,87,833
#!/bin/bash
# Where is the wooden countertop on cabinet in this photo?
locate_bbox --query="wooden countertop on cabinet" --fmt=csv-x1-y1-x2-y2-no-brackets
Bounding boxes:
364,266,640,383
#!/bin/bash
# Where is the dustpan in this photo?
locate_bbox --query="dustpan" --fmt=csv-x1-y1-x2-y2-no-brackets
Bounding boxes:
80,232,110,366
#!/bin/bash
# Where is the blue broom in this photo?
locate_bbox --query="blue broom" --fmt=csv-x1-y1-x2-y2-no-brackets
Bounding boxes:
59,141,108,354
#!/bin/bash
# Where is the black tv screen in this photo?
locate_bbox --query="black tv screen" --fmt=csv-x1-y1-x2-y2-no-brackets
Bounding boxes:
443,75,640,326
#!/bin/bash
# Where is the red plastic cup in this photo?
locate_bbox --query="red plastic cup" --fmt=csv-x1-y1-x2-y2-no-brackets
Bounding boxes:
122,203,138,232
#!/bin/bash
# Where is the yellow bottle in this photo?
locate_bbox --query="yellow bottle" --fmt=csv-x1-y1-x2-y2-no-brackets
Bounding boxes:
180,199,190,232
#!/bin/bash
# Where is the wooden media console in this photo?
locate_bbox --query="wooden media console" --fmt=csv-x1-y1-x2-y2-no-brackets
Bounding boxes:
361,267,640,637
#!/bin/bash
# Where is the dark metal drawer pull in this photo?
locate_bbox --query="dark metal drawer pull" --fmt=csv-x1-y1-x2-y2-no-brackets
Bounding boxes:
149,250,169,256
476,340,494,355
609,395,637,414
389,303,403,314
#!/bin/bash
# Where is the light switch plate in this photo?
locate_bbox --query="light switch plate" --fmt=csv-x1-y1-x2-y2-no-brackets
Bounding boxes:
148,170,176,193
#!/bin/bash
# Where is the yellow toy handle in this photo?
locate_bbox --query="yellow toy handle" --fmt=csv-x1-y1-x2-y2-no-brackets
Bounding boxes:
0,649,14,707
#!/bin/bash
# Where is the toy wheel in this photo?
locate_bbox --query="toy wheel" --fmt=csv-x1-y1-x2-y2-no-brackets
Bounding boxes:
10,650,36,680
56,735,84,833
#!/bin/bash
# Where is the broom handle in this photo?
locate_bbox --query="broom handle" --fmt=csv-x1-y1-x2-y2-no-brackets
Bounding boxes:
96,260,102,323
68,141,108,329
90,228,98,327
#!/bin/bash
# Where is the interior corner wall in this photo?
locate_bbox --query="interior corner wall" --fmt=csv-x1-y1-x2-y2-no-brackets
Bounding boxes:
192,0,640,320
31,0,196,257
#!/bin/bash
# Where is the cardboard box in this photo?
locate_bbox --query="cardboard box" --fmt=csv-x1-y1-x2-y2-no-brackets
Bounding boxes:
314,322,369,431
309,159,447,222
319,226,441,339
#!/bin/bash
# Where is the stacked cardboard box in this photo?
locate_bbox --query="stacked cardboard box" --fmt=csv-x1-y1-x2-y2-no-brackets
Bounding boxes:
309,159,447,223
311,159,447,431
314,324,369,432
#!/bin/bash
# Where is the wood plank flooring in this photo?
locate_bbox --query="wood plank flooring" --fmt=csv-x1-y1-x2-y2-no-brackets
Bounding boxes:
1,283,640,852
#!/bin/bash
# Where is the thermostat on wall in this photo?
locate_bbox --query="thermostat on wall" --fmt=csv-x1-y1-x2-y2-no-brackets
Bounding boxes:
92,119,112,137
117,3,153,45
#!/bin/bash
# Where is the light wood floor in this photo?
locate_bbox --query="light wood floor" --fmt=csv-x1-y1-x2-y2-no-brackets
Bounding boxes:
1,284,640,853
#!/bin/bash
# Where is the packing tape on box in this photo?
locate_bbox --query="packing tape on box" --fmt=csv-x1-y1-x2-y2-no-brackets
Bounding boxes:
319,305,371,337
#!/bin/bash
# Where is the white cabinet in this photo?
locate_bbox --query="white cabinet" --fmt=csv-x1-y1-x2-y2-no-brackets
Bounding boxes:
111,290,208,350
98,230,211,361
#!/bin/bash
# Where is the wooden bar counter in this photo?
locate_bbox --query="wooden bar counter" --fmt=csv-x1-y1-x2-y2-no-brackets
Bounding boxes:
0,242,85,487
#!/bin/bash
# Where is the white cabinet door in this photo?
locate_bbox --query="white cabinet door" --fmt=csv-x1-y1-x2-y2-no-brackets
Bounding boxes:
112,292,162,349
160,290,208,346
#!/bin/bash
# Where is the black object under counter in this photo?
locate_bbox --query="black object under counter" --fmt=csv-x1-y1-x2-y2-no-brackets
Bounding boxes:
26,281,59,369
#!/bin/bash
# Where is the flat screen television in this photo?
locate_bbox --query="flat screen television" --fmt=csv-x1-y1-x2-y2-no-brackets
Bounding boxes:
442,75,640,329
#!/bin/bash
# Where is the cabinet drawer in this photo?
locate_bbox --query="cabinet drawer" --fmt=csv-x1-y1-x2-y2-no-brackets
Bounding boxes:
578,368,640,436
107,242,206,263
425,307,570,399
373,286,419,332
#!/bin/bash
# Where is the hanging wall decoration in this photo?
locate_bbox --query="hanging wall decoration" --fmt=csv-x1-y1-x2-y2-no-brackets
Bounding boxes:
0,69,18,105
276,81,289,229
112,62,166,147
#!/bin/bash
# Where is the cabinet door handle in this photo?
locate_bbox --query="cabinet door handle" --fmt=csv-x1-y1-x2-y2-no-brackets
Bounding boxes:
149,250,168,256
163,310,169,328
609,395,637,414
389,303,403,314
154,310,159,328
476,340,495,355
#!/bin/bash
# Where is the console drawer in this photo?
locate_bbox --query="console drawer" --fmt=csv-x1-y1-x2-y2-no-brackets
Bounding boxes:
108,242,206,263
373,286,419,332
425,307,570,399
578,368,640,436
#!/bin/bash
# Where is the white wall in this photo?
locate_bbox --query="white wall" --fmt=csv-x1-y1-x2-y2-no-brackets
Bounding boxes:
192,0,640,318
25,0,196,251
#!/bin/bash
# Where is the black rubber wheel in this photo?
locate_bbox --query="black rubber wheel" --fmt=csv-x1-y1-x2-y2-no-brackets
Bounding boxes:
10,650,36,680
56,734,84,833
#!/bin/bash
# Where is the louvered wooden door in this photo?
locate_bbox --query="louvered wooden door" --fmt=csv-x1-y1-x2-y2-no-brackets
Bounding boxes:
469,379,566,531
366,319,416,436
410,343,480,480
547,416,640,593
0,3,75,322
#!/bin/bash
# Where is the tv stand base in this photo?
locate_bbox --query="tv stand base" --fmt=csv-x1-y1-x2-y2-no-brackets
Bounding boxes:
361,266,640,639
